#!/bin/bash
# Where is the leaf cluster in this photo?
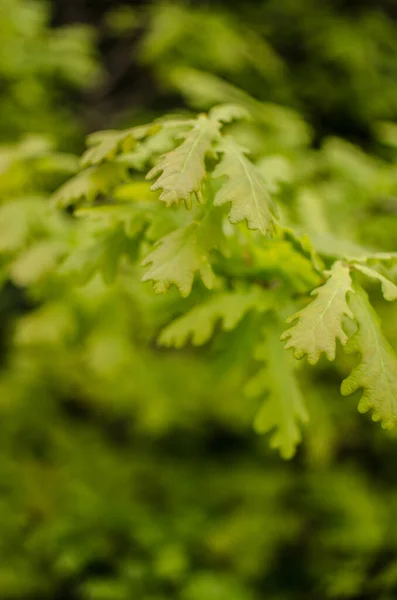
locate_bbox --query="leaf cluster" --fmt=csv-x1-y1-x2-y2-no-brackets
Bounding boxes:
50,101,397,458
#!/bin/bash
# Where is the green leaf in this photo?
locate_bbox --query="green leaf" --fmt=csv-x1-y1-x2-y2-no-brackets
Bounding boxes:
307,233,372,260
252,239,321,293
75,201,153,238
257,155,293,193
115,119,191,172
52,163,126,208
208,103,250,124
341,286,397,428
146,115,220,208
116,126,182,171
351,263,397,301
0,199,45,253
213,138,276,235
113,180,156,202
10,240,66,286
281,227,324,274
346,252,397,262
141,214,221,297
158,288,276,347
245,316,308,459
81,125,153,167
346,254,397,290
281,261,354,364
60,224,141,285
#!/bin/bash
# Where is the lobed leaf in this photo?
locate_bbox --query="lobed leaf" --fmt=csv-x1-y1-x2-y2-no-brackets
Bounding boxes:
60,225,142,285
141,217,220,297
213,138,276,235
350,263,397,301
52,163,127,208
146,115,220,208
281,261,354,364
245,316,308,459
341,286,397,428
81,125,153,167
208,103,250,124
158,288,276,347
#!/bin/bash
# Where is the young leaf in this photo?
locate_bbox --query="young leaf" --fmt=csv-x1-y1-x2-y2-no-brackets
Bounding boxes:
81,125,153,167
117,126,183,171
75,199,154,238
279,227,324,274
52,163,126,208
345,252,397,263
245,316,308,459
281,261,354,364
158,288,276,348
141,216,220,297
60,225,142,285
146,115,220,208
341,286,397,428
209,103,250,124
213,138,276,235
351,263,397,301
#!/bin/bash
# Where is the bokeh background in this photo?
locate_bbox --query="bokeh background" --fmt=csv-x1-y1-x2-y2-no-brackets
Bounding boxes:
2,1,397,598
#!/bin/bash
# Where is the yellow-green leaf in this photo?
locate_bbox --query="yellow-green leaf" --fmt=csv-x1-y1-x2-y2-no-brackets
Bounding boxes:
213,138,276,235
158,288,276,347
245,316,308,459
341,285,397,428
281,261,354,364
146,115,220,208
141,219,218,297
351,263,397,301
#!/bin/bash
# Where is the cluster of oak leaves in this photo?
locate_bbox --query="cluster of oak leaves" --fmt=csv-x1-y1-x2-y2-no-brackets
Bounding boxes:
45,104,397,458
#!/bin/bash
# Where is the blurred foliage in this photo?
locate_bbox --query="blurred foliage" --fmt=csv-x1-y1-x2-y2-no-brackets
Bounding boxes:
0,0,100,145
97,0,397,143
1,1,397,599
